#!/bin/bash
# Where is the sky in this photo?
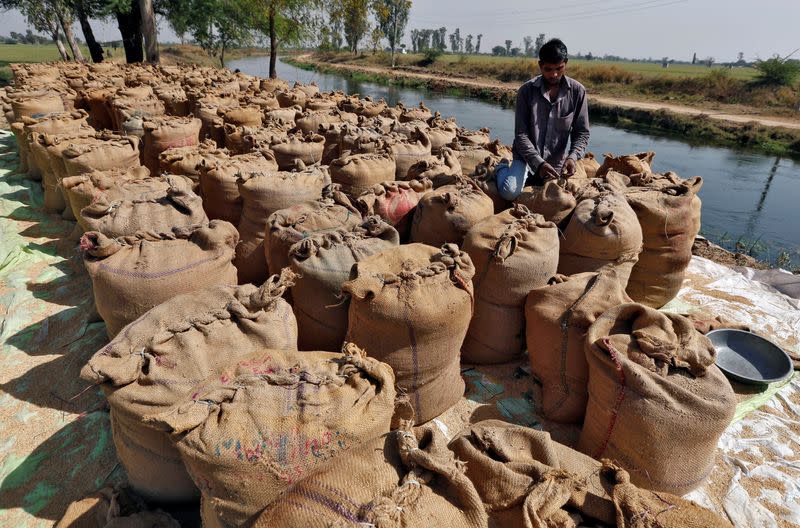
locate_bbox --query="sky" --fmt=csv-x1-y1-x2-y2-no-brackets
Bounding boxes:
3,0,800,63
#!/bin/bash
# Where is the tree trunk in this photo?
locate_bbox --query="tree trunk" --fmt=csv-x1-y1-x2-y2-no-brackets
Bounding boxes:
52,27,70,61
57,9,85,62
117,1,144,63
139,0,159,63
76,1,104,63
220,39,226,67
268,5,278,79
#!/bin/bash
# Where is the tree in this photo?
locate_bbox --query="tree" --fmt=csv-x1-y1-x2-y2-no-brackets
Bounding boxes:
523,35,532,56
114,0,144,63
372,0,410,67
737,51,744,62
585,51,593,61
510,47,520,57
465,34,473,54
437,27,446,51
340,0,369,53
69,0,105,62
139,0,157,62
409,28,418,53
692,52,697,64
369,25,382,54
704,56,715,67
753,55,800,86
2,0,71,60
475,33,482,54
534,32,545,55
491,45,506,56
504,39,511,55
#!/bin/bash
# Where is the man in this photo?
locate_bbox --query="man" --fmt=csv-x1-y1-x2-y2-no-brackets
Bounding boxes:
496,38,590,201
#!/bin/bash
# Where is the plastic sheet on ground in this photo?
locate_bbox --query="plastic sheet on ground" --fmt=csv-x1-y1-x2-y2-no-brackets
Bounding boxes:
0,126,798,527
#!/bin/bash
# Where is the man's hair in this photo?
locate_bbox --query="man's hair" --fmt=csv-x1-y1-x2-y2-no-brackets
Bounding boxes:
539,38,568,64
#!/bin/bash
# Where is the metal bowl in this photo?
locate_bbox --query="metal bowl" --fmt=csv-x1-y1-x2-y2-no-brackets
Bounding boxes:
707,329,793,385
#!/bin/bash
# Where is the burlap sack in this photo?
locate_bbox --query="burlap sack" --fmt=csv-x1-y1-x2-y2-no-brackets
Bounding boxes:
388,129,433,179
255,426,487,528
329,151,395,197
514,180,577,225
198,151,278,225
525,267,632,423
472,156,513,213
10,90,65,120
340,125,388,155
37,129,97,213
356,178,433,240
141,116,202,174
295,109,347,134
344,243,475,424
462,205,559,364
154,86,190,116
80,271,298,502
450,140,511,176
263,105,301,128
235,164,329,284
596,151,655,177
221,106,263,127
56,486,180,528
290,217,399,351
294,81,320,98
276,88,308,109
624,178,703,308
223,124,286,154
21,110,90,180
62,167,154,228
151,344,396,527
305,95,338,112
158,139,229,191
578,304,736,495
406,147,462,187
259,78,290,93
81,220,239,338
398,101,432,123
81,87,117,130
428,126,459,155
265,190,362,277
579,152,600,178
391,119,430,140
80,177,208,238
62,136,141,177
9,121,32,175
410,179,495,247
270,132,325,169
449,420,616,527
109,97,165,131
558,193,643,287
456,127,491,146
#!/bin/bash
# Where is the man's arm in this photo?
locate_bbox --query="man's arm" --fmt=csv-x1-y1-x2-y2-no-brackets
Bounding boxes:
567,88,590,161
513,83,545,171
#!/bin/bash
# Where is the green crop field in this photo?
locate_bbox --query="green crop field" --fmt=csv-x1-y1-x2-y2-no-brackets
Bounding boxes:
0,43,93,86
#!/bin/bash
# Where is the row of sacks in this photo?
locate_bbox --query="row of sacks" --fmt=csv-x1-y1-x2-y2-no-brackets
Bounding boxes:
77,265,735,527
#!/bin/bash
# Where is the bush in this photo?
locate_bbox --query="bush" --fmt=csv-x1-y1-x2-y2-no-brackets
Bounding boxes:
753,57,800,86
579,65,638,85
418,48,442,66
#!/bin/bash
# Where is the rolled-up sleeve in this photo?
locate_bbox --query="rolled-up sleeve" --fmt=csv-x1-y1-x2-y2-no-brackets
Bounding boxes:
513,84,545,171
568,88,590,161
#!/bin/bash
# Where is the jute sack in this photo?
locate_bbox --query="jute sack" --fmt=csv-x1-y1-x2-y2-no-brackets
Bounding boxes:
344,244,475,424
387,129,433,179
558,193,643,287
293,81,320,98
223,124,285,154
472,156,513,213
624,178,703,308
449,420,616,527
456,127,491,146
390,119,430,140
514,180,577,226
525,266,632,423
10,90,65,120
259,77,290,93
255,427,488,528
596,151,655,177
305,95,338,111
461,205,559,364
198,151,278,225
330,151,397,197
56,486,180,528
9,121,32,175
276,88,308,109
450,140,510,177
263,105,301,128
356,178,433,240
295,109,346,134
109,97,165,132
577,304,736,495
235,164,329,284
62,166,154,228
398,101,433,123
158,139,229,190
150,344,396,527
62,135,141,177
338,124,385,155
81,221,239,338
265,190,362,276
80,271,298,502
270,132,325,169
406,147,462,187
81,87,116,130
410,178,495,247
220,106,263,128
141,116,202,175
242,92,281,111
80,176,208,238
579,152,600,178
339,96,387,118
37,129,97,213
290,217,400,351
21,110,90,180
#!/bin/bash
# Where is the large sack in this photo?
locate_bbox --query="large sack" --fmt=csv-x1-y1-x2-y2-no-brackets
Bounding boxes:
21,110,90,180
514,180,577,225
344,243,475,424
624,178,703,307
461,205,559,364
79,272,298,502
338,124,385,155
330,151,396,197
255,426,487,528
109,97,165,132
578,304,736,495
152,344,396,527
294,109,346,134
472,156,513,213
223,123,286,154
265,190,362,277
142,116,202,174
387,129,432,179
398,101,432,123
10,90,65,120
450,140,511,176
558,193,643,287
81,87,117,130
596,151,655,177
270,132,325,169
62,135,141,176
276,88,308,109
356,178,433,240
410,179,494,247
81,221,239,338
405,147,462,186
198,151,278,225
80,177,208,238
456,127,491,146
158,139,229,190
579,152,601,178
37,129,97,213
290,217,399,351
525,266,632,423
56,486,180,528
62,166,154,228
235,164,329,284
220,105,263,127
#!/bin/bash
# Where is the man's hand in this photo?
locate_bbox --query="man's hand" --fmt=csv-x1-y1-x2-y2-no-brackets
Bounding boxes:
538,162,559,181
562,158,576,178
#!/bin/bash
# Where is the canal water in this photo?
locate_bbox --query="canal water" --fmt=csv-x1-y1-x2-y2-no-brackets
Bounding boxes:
229,56,800,267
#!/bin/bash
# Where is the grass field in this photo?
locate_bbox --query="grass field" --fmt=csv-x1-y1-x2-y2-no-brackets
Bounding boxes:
0,43,94,85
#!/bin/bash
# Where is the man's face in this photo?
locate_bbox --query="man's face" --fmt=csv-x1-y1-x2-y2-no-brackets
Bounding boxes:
539,60,567,87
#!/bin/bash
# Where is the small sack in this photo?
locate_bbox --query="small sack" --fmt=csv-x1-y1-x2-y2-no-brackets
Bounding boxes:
151,344,396,527
410,178,494,247
56,486,180,528
578,304,736,495
344,244,475,424
81,221,239,338
80,271,298,502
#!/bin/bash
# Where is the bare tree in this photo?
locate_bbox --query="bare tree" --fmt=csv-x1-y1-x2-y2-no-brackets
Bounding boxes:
505,39,512,55
140,0,158,63
523,35,533,56
475,33,482,54
55,2,85,61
